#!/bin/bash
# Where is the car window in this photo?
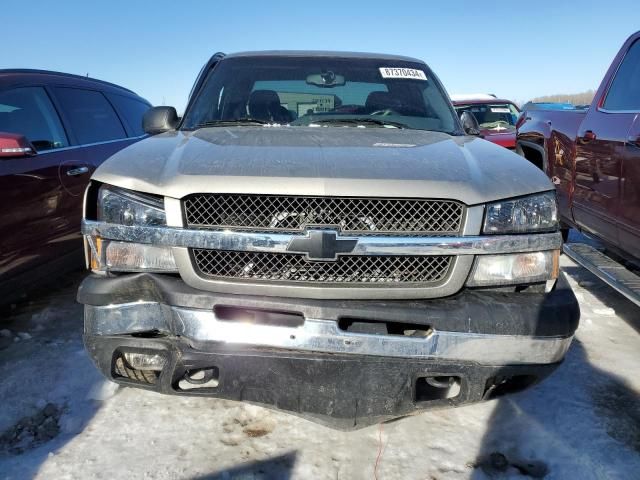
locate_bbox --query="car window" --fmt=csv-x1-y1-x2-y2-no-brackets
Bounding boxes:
106,93,151,137
54,87,126,144
252,80,387,118
603,39,640,111
454,103,520,131
183,56,458,133
0,87,68,151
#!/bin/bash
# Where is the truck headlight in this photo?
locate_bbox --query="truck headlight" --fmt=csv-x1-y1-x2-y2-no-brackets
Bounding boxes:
89,185,176,272
467,250,560,287
483,192,558,234
98,185,166,226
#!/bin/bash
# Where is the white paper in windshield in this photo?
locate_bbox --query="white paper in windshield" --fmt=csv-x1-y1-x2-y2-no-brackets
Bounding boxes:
379,67,427,80
490,107,511,113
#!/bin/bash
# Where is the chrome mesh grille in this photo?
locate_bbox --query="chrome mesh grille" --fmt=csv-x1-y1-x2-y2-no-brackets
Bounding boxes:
192,249,453,285
184,194,464,236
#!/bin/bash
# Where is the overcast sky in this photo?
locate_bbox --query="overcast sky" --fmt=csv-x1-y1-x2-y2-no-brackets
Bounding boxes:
3,0,637,111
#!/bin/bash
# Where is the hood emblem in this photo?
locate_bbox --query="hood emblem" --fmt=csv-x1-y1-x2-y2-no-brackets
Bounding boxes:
286,230,358,261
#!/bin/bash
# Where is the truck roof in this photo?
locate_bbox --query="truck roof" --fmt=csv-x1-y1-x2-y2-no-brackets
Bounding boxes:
224,50,424,63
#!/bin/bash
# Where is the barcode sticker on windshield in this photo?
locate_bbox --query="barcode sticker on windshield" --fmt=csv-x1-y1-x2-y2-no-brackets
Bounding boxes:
490,108,511,113
379,67,427,80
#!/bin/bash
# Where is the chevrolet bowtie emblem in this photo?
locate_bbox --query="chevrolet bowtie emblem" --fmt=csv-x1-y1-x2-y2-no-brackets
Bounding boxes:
286,230,358,261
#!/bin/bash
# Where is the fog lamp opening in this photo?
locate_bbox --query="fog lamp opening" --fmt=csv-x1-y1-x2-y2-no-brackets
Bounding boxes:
123,351,167,371
113,350,166,385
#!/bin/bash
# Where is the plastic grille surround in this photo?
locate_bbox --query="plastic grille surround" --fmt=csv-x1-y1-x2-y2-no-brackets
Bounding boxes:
191,249,453,285
184,194,464,236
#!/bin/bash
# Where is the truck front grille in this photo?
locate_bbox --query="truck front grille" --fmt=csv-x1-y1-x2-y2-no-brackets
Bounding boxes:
191,249,453,285
184,194,464,236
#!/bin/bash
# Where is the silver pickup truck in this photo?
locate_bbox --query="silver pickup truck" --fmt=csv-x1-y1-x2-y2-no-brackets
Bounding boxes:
78,51,579,429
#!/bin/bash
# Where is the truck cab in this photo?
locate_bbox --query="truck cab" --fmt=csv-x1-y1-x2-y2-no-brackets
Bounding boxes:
78,51,578,429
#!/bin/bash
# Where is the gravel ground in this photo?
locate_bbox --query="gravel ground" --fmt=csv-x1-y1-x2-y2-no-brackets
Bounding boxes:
0,243,639,479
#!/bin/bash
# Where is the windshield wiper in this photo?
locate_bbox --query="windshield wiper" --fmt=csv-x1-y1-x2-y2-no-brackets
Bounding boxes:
194,118,275,128
309,118,406,129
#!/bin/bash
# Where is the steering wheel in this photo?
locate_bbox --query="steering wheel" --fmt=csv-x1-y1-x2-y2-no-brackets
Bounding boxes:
370,108,400,117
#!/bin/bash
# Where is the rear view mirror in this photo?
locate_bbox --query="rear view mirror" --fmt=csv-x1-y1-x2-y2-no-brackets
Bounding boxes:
143,106,179,135
0,132,36,158
306,71,345,87
460,111,481,136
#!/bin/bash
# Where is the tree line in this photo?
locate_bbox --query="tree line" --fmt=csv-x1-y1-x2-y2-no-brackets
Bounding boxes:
528,90,595,106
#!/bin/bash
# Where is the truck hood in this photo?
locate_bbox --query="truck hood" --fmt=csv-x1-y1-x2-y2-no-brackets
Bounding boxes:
93,127,553,205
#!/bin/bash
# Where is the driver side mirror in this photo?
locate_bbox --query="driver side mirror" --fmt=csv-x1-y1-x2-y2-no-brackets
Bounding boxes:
460,111,481,136
0,132,36,159
143,106,179,135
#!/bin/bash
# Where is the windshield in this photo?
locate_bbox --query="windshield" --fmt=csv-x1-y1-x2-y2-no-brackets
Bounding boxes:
182,56,459,133
453,103,520,131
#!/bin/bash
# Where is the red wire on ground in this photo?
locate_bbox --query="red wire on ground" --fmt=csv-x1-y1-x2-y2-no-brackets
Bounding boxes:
374,423,385,480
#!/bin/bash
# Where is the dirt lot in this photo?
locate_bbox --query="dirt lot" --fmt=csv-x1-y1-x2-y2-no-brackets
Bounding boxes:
1,247,639,479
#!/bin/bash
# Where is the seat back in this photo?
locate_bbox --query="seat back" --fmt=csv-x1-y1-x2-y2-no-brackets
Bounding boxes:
248,90,291,122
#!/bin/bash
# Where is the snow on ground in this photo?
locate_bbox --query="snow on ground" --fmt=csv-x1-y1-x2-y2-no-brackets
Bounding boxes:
1,245,639,479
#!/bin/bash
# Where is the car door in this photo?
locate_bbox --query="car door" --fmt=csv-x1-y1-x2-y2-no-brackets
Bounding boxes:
573,38,640,247
49,86,135,240
573,112,628,245
621,115,640,259
598,38,640,259
621,74,640,258
0,86,73,283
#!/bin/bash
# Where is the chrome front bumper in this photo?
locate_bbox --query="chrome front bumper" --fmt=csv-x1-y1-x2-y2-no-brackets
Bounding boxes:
82,219,563,300
80,270,578,428
85,302,572,365
82,220,563,257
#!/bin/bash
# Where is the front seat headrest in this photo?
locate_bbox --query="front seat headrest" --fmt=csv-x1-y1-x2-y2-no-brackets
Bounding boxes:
365,91,403,112
248,90,284,121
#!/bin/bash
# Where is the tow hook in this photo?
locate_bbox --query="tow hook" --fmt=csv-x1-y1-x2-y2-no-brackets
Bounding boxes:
178,367,220,390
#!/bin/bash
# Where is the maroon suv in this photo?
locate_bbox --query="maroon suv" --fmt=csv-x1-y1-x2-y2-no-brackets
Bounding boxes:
0,70,151,303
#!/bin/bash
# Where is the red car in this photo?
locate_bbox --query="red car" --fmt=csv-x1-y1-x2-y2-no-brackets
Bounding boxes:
0,70,151,303
451,94,520,149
